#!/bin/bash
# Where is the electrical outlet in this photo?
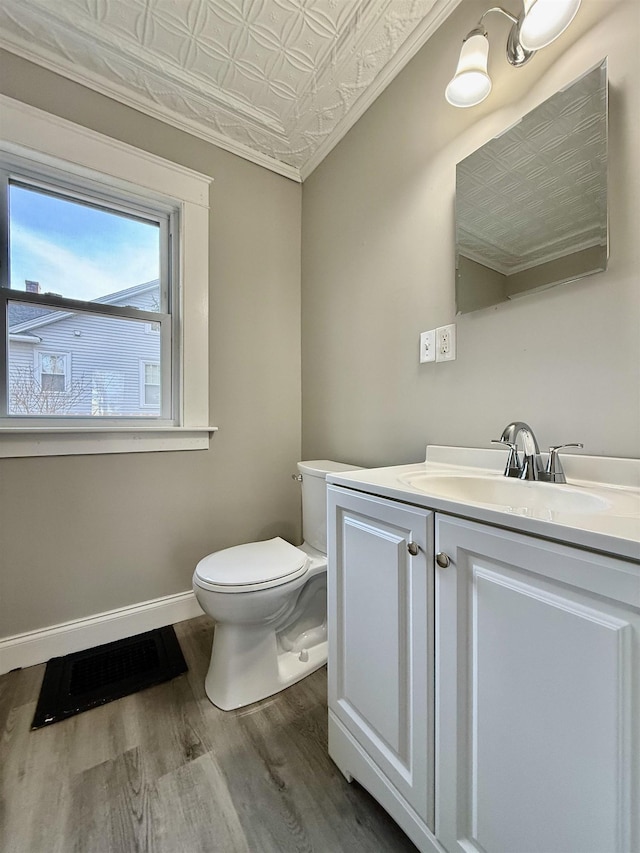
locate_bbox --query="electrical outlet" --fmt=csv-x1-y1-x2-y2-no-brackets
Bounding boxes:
419,329,436,363
436,324,456,362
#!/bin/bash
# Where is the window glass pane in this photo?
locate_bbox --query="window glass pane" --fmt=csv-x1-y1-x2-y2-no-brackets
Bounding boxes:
143,361,160,406
145,363,160,385
8,183,161,308
40,354,65,376
42,373,65,393
144,383,160,406
8,303,162,417
92,370,125,416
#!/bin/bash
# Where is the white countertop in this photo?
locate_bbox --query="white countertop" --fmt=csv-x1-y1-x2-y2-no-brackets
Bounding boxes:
327,446,640,562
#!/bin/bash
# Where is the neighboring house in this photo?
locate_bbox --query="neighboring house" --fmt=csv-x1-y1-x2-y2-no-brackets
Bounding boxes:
8,280,162,417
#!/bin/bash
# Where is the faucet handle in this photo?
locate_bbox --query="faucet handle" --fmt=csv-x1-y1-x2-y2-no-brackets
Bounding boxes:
491,438,521,478
545,443,584,484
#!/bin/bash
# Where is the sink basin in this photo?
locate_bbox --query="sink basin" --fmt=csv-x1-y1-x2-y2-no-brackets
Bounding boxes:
397,473,632,516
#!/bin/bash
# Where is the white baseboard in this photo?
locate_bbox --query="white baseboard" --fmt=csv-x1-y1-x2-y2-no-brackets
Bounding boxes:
0,590,204,675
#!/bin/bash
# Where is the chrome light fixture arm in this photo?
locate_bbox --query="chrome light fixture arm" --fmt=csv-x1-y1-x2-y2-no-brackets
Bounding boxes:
478,6,519,25
476,6,534,67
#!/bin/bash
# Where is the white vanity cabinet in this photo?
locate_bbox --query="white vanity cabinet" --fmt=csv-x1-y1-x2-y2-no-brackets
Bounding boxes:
327,486,436,836
436,515,640,853
327,479,640,853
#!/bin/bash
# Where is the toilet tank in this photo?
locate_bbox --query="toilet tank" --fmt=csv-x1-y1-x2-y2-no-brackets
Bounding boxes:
297,460,361,554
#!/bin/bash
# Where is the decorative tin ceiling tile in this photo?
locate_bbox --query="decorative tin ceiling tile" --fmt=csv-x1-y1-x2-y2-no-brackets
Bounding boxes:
0,0,461,179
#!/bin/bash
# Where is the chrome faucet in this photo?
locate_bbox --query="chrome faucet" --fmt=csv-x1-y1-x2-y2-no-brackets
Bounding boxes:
493,421,545,480
493,422,583,482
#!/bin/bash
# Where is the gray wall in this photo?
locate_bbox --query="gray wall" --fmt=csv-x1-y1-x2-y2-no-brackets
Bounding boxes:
0,51,302,637
301,0,640,466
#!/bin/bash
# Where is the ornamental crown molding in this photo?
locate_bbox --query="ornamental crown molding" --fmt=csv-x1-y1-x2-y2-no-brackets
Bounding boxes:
0,0,462,181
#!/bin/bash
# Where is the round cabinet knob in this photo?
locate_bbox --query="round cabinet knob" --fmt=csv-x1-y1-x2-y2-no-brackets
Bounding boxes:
407,542,419,556
436,552,451,568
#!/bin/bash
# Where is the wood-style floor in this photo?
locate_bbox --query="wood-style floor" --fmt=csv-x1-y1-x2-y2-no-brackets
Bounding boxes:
0,616,417,852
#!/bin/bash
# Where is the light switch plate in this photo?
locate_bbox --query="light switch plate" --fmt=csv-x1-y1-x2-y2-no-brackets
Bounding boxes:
420,330,436,363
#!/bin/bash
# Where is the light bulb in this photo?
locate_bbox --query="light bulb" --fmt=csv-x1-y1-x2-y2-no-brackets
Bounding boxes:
445,31,492,108
519,0,581,51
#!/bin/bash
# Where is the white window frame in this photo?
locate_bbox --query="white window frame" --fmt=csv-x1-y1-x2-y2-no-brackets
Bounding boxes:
139,360,161,409
0,96,214,458
36,351,70,393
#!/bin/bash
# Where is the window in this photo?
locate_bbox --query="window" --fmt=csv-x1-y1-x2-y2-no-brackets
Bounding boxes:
2,164,174,422
140,361,161,408
1,96,212,457
39,353,67,392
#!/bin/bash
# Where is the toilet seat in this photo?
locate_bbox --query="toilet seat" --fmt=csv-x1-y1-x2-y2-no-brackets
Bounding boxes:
194,537,309,593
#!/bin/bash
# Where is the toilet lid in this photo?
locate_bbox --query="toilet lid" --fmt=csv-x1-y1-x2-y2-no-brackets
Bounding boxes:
194,537,309,590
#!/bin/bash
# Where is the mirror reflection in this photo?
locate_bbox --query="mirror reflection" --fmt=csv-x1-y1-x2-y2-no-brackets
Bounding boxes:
456,60,608,314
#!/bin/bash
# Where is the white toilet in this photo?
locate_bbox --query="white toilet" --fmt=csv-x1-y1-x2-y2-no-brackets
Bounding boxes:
192,460,359,710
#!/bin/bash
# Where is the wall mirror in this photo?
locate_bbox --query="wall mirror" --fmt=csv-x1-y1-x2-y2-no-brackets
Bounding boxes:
455,60,608,315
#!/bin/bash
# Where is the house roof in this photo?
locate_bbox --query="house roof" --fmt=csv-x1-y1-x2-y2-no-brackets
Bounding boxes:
8,279,160,334
8,302,54,327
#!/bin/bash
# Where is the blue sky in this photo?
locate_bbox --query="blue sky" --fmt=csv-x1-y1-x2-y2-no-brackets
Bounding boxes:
9,184,160,302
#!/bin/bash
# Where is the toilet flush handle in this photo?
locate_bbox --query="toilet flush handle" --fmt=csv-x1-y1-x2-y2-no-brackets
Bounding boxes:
292,473,303,482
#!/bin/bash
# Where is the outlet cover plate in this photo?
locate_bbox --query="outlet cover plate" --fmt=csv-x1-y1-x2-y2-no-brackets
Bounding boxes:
436,324,456,362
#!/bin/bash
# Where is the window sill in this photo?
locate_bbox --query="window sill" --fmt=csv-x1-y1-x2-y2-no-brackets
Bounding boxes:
0,426,218,458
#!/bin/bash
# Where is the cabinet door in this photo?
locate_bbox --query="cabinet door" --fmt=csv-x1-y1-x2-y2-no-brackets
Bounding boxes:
328,487,435,827
436,514,640,853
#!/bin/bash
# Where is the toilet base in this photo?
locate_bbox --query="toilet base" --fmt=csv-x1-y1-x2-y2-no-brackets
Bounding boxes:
204,621,327,711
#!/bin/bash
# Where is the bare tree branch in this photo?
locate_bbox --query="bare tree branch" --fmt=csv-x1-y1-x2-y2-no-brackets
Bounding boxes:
9,366,91,415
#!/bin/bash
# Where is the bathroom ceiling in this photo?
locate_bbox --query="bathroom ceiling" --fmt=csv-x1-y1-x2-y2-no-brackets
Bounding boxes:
0,0,462,181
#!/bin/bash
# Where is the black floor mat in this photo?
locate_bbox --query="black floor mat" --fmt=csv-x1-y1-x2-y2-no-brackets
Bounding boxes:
31,625,187,729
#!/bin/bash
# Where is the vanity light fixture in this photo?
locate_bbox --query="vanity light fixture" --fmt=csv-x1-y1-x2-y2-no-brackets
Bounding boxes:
445,0,581,108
